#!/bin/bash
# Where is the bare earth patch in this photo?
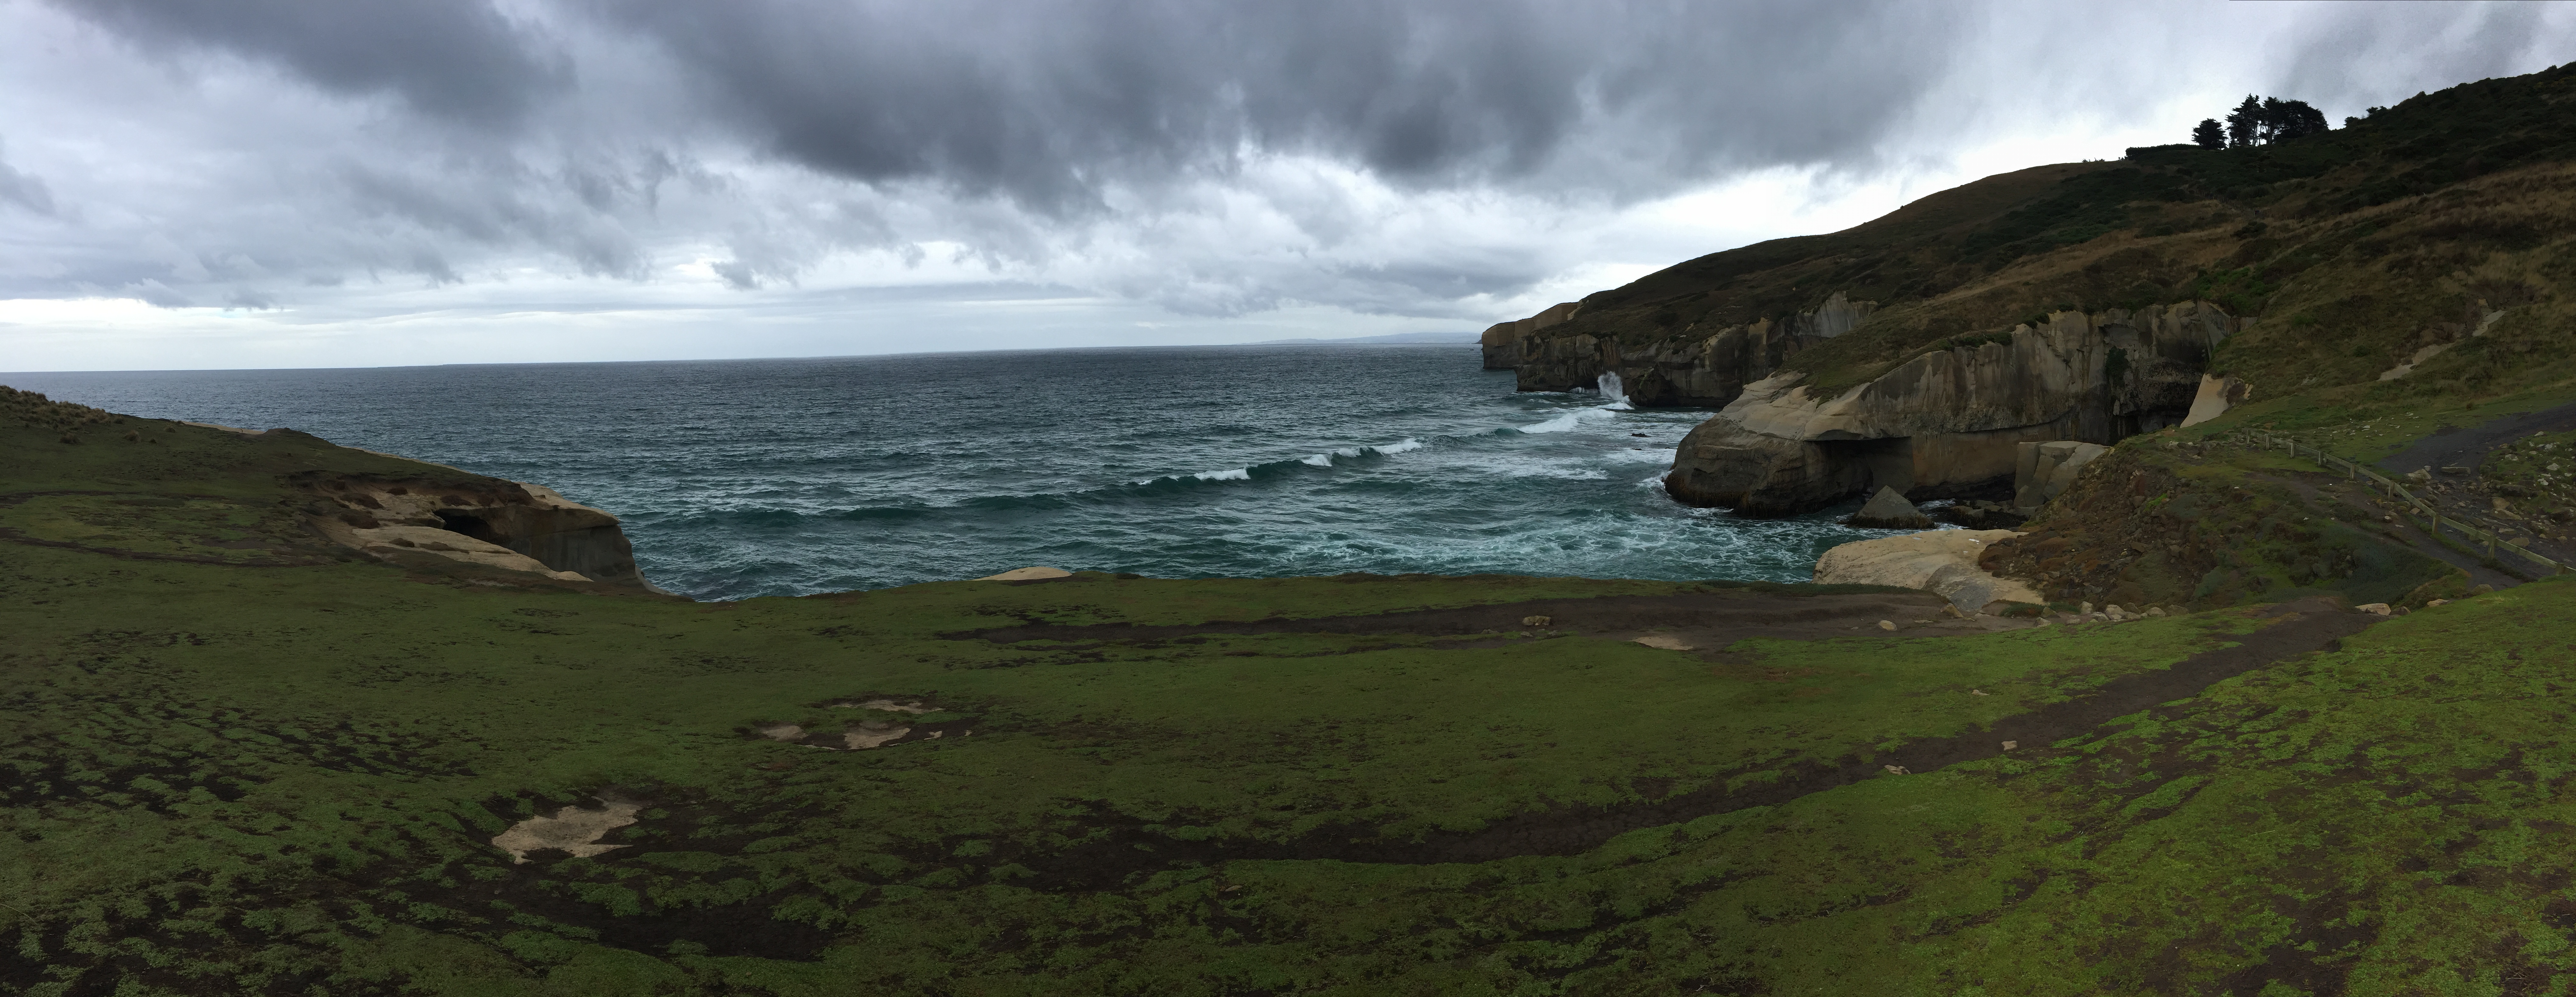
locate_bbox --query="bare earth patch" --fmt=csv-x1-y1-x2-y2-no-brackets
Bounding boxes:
491,798,642,864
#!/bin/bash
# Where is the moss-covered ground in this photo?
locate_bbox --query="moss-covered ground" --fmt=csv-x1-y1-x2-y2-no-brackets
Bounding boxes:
9,399,2576,995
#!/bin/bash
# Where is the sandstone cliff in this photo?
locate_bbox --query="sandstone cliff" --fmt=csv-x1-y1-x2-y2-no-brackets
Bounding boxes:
1665,301,2240,515
1480,302,1580,369
1511,292,1875,406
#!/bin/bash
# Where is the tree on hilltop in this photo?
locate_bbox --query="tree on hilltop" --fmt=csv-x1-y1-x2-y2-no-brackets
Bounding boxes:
2226,95,2262,148
2211,94,2329,148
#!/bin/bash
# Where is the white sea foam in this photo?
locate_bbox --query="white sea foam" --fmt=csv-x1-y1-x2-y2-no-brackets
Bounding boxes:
1605,447,1679,464
1596,371,1633,410
1301,454,1334,467
1373,438,1424,455
1519,412,1585,434
1193,468,1251,481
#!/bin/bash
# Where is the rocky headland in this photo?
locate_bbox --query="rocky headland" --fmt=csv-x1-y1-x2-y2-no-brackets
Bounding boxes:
1663,301,2237,514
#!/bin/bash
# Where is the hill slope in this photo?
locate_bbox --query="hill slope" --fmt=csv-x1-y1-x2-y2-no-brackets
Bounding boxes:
1509,62,2576,408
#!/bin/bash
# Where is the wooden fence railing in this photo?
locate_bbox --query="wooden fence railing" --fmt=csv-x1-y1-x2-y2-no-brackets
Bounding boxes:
2240,428,2562,575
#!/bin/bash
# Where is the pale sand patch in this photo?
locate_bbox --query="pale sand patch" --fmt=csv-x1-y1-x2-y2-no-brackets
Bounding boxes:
1632,634,1696,651
756,723,805,741
976,566,1072,581
844,725,911,749
492,799,642,864
833,699,934,713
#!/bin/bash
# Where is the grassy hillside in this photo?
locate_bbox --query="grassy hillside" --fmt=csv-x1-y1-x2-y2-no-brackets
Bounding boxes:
10,384,2576,994
1538,63,2576,397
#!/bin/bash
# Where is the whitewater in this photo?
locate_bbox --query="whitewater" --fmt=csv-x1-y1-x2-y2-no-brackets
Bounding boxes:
7,346,1886,599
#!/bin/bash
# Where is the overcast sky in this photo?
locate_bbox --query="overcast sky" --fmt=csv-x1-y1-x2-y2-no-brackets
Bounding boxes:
1,0,2568,372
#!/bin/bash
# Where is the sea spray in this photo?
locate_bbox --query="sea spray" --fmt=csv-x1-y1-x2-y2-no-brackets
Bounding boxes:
1597,371,1632,410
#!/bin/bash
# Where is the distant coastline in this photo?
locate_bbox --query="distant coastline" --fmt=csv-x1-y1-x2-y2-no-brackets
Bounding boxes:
1243,331,1478,345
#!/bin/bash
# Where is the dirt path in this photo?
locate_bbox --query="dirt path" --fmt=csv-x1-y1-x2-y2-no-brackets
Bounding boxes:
2380,400,2576,476
2252,472,2525,591
955,589,2029,649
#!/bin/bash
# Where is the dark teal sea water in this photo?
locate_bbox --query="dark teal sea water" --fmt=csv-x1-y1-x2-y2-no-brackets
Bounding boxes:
7,346,1881,599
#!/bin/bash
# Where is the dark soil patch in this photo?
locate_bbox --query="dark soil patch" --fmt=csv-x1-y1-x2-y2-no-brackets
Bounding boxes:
953,590,1964,647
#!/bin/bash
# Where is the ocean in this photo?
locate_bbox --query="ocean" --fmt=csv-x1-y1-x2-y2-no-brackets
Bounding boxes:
6,345,1883,600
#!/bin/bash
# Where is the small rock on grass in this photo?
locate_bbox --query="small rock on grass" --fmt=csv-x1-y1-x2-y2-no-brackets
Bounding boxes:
1882,764,1912,775
1877,620,1897,631
2357,602,2392,615
1521,615,1552,626
2001,741,2019,751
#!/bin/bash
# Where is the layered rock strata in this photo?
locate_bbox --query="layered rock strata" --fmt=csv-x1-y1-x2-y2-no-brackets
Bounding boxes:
1480,302,1580,369
1667,302,2240,516
1512,292,1876,406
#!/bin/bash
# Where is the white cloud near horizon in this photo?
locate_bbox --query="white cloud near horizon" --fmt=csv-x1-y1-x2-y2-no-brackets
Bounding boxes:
1,0,2570,373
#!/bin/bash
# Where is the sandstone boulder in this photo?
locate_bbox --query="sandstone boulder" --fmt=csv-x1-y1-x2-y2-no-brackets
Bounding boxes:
1813,529,2044,611
1847,486,1933,529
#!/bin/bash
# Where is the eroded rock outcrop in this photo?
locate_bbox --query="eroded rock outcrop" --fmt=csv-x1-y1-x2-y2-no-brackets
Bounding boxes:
1666,301,2239,516
1481,302,1580,369
302,474,668,592
1513,292,1876,406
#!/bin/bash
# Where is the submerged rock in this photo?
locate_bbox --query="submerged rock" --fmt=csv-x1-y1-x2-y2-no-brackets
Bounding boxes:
1847,486,1934,529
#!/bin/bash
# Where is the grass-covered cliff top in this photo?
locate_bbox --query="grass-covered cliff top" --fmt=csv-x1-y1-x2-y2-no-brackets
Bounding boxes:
1535,62,2576,397
10,392,2576,994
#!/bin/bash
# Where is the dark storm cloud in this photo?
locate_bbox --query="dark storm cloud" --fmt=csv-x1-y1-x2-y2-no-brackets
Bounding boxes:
585,0,1960,210
52,0,568,124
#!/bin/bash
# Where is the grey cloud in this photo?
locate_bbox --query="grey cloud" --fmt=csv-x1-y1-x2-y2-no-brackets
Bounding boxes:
337,161,649,279
53,0,568,124
225,288,279,309
590,0,1957,211
0,139,57,216
2279,4,2556,118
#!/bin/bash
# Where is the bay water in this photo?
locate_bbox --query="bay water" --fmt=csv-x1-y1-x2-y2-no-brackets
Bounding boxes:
7,346,1880,599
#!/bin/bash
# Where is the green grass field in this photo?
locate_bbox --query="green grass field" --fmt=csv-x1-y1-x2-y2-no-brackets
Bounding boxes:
9,402,2576,995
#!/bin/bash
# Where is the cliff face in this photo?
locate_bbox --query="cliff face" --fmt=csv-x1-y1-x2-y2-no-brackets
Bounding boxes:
1513,293,1875,406
1665,301,2239,515
1480,302,1579,369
